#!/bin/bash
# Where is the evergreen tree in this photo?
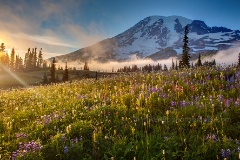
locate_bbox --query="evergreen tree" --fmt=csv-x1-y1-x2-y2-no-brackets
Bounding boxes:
159,64,162,71
37,48,43,68
24,49,29,70
83,61,89,70
10,48,15,70
212,59,216,66
33,48,37,69
62,62,69,82
171,59,175,70
164,64,168,71
50,58,56,83
196,53,202,67
15,55,20,71
238,53,240,66
0,43,5,52
181,26,191,68
175,60,178,70
0,43,5,63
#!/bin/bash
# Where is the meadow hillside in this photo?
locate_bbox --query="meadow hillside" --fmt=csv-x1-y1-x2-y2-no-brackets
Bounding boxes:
0,66,239,159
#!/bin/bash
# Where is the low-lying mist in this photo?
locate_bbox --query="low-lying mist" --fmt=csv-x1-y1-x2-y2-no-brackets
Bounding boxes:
55,45,240,72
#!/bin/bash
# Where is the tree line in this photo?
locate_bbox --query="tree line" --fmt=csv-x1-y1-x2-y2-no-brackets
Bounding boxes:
0,43,48,72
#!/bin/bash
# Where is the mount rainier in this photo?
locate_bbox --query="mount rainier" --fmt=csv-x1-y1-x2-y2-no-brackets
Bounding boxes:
53,15,240,62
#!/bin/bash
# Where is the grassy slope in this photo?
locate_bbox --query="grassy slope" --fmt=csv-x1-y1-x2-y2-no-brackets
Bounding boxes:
0,68,239,159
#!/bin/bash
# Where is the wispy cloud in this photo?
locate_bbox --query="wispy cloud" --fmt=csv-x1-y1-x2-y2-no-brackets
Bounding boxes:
54,44,240,72
0,0,107,58
11,33,77,48
201,44,240,66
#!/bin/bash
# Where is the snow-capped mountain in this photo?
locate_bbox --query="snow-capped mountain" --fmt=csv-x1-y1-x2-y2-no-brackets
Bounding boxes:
53,15,240,62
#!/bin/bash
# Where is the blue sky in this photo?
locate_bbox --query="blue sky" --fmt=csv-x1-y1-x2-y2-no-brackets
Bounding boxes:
0,0,239,58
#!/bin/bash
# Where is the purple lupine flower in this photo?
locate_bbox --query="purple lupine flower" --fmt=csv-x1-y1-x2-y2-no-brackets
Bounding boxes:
171,101,176,106
212,134,218,142
235,98,240,106
151,87,157,93
206,134,210,140
238,146,240,153
74,137,78,143
226,149,231,157
221,149,226,158
23,134,27,139
64,146,68,154
180,100,187,107
217,95,224,102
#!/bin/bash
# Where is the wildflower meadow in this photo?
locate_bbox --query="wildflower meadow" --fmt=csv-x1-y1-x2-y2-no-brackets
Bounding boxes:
0,66,239,159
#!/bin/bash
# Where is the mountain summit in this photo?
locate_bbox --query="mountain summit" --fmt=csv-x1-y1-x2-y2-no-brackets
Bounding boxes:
53,15,240,62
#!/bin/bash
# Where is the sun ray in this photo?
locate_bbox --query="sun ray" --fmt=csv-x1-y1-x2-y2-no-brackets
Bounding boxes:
0,63,29,88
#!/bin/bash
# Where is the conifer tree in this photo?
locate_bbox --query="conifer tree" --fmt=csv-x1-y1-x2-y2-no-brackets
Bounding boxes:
171,58,175,70
37,48,43,68
212,59,216,66
159,63,162,71
10,48,15,70
62,62,69,82
238,53,240,66
196,53,202,67
50,58,56,83
0,43,5,63
175,60,178,70
33,48,37,69
0,43,5,52
84,61,89,70
181,26,191,68
24,49,29,70
164,64,168,71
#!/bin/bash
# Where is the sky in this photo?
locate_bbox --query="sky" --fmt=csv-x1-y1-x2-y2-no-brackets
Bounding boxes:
0,0,240,59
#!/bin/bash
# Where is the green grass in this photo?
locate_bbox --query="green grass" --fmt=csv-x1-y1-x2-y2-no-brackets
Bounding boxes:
0,67,239,159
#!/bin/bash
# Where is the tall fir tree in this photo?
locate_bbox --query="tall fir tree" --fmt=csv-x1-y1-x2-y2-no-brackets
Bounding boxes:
180,26,191,68
10,48,15,70
62,62,69,82
196,53,202,67
175,60,178,70
238,53,240,66
83,61,89,70
37,48,43,68
50,58,56,83
0,43,5,63
171,58,175,70
33,48,37,69
164,64,168,71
